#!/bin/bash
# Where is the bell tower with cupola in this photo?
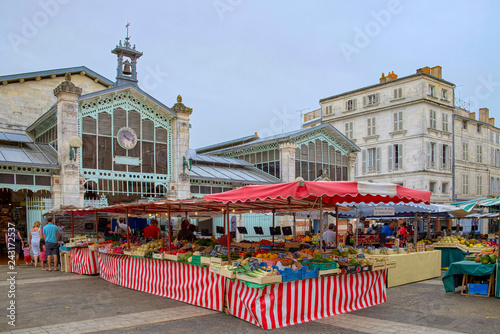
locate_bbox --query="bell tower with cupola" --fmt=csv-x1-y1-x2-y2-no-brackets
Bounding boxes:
112,22,143,87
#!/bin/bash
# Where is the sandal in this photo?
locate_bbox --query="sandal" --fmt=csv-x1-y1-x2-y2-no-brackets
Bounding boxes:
41,268,48,271
47,269,52,271
54,268,59,271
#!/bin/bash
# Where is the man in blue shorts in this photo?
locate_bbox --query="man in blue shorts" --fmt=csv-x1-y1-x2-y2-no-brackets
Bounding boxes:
43,217,59,271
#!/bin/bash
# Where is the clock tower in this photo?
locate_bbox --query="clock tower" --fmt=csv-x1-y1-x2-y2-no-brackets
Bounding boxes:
112,22,143,87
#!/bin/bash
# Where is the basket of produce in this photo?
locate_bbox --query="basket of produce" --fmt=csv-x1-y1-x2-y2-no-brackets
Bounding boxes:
234,259,282,285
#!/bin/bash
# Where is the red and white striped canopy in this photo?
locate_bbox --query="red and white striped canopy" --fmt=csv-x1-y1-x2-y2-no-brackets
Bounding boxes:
205,180,431,207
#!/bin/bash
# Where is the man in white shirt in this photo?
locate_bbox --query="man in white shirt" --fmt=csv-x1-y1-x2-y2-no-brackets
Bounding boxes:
322,223,336,246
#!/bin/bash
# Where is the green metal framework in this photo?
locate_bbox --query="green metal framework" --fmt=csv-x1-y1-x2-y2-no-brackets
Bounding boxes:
79,90,174,197
32,112,58,150
0,165,55,192
216,127,351,181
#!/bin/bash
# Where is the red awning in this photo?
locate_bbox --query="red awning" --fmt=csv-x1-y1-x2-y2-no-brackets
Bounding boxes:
204,180,431,206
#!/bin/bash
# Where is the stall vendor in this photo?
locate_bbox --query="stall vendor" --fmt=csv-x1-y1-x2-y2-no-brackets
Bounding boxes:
381,221,397,237
322,223,337,246
144,219,161,239
104,222,117,237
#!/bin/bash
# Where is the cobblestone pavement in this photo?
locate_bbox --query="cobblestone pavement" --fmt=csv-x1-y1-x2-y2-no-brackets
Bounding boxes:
1,265,499,333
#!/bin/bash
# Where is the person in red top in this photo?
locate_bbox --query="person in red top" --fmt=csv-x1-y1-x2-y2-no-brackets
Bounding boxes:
144,219,161,239
398,222,408,236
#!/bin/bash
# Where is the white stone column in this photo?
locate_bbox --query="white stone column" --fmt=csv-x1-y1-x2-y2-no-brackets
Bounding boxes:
171,95,192,199
348,152,357,181
53,74,85,207
279,143,298,183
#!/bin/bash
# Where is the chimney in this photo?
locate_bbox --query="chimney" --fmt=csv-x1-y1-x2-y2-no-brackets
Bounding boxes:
380,73,386,83
430,66,442,79
386,71,398,82
479,108,489,123
417,66,431,75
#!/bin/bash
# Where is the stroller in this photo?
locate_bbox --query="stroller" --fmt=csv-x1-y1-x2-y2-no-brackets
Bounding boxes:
23,248,33,265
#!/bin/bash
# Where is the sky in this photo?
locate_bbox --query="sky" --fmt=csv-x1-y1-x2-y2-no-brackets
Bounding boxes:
1,0,500,149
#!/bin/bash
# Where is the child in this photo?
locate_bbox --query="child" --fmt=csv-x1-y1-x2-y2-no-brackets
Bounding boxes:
23,247,33,265
39,239,47,271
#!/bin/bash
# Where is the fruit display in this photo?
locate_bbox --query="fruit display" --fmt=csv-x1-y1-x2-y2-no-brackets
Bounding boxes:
464,253,498,264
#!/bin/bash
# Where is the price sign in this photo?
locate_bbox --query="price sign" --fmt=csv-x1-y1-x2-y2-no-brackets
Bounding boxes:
357,254,365,259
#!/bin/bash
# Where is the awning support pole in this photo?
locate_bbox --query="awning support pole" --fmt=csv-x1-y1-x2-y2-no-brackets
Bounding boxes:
319,198,324,250
272,209,276,244
126,208,130,249
95,210,98,240
167,205,172,250
226,204,231,265
71,211,74,238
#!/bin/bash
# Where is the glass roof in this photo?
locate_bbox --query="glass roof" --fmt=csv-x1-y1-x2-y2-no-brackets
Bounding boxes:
0,131,33,143
0,142,58,167
191,153,250,166
190,164,279,184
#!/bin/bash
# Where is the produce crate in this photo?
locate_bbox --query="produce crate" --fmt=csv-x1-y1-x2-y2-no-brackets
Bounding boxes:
261,259,279,267
285,242,300,249
60,251,71,273
59,246,71,251
123,250,133,256
152,253,164,260
340,264,361,275
272,265,302,282
200,256,211,266
236,273,282,285
219,267,236,279
301,266,319,279
385,260,396,269
210,257,228,266
318,268,340,276
164,253,180,261
64,242,75,248
300,260,337,271
371,262,385,271
209,266,220,275
191,255,202,266
416,243,425,252
70,236,87,243
468,283,489,295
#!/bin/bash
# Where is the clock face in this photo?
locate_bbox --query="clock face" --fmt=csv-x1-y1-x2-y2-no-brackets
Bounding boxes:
117,127,138,150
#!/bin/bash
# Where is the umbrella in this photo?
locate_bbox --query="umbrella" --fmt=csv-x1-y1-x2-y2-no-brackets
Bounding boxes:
205,179,431,249
451,197,500,212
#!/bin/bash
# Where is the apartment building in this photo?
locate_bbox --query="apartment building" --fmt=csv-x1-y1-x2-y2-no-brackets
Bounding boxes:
303,66,499,203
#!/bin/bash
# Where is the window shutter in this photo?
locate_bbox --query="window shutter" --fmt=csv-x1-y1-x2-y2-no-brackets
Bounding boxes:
491,147,495,166
446,145,451,171
362,149,367,175
345,101,348,111
353,99,357,109
427,141,431,168
439,144,444,170
375,93,380,104
373,117,376,134
398,88,402,98
398,144,404,169
363,96,367,106
393,89,397,99
388,145,393,172
376,147,381,173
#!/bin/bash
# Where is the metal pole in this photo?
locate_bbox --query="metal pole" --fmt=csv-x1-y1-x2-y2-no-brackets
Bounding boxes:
335,204,339,248
126,207,130,249
95,210,98,240
292,212,296,240
272,209,276,244
167,205,171,250
355,207,359,247
414,213,418,246
226,204,231,265
319,198,324,250
71,211,74,238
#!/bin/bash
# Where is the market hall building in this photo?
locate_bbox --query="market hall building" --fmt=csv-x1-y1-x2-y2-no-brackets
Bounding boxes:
0,35,359,244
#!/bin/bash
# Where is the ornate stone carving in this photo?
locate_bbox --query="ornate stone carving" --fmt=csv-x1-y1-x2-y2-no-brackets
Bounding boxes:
63,103,77,116
62,163,80,176
172,95,193,115
53,73,83,96
179,121,190,133
179,172,190,182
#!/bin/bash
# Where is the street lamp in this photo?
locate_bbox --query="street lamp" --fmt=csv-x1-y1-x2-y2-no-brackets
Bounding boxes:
69,136,82,161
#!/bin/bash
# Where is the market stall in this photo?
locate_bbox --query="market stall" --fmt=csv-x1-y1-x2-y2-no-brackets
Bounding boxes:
57,180,431,329
380,250,441,287
98,253,225,311
226,270,386,330
70,246,99,275
442,259,497,296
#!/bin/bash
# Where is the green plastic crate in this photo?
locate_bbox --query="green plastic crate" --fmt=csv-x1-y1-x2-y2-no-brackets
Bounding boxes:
300,260,337,271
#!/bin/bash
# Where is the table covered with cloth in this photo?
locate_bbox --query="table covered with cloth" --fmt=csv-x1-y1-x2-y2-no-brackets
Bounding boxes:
442,260,495,292
435,247,469,268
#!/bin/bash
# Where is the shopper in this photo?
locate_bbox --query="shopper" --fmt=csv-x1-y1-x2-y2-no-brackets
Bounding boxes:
188,224,198,241
4,224,24,266
144,219,161,239
117,217,132,236
29,221,42,267
344,223,354,246
39,239,47,271
322,223,336,246
43,217,59,271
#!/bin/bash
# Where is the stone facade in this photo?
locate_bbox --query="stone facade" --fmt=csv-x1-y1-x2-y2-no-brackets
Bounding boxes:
171,95,193,199
304,67,456,203
0,72,109,132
